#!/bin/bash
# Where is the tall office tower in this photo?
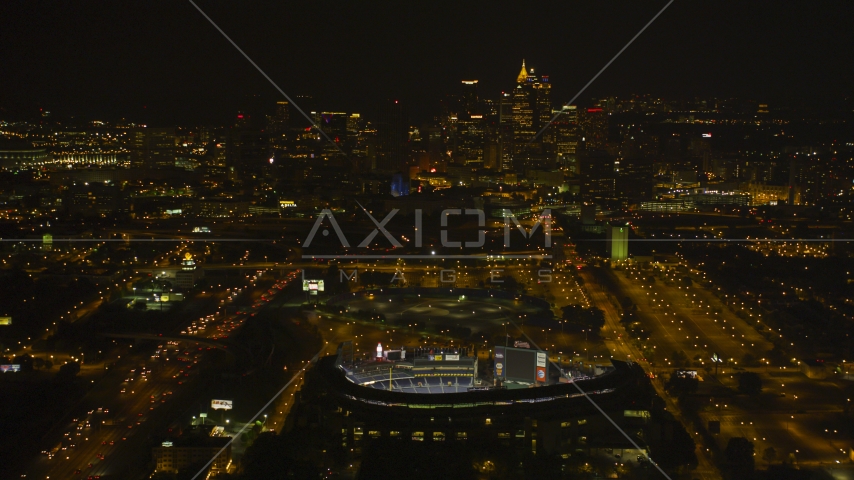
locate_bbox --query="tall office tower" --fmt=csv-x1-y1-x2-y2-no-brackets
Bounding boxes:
498,92,514,170
511,60,535,150
452,116,485,165
227,112,272,181
534,76,552,144
319,112,349,153
581,107,608,151
581,149,617,200
267,101,290,150
129,127,176,169
347,113,363,141
375,100,407,172
606,222,629,261
554,105,579,172
484,142,501,170
461,80,479,116
423,125,444,169
510,60,553,157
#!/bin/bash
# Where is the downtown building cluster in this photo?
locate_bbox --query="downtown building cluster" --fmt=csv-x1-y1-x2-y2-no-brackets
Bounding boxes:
0,62,853,222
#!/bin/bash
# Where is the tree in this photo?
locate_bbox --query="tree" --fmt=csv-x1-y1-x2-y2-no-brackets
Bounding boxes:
55,361,81,383
741,353,761,368
560,305,605,333
762,446,776,465
737,372,762,395
17,353,34,371
666,370,699,396
725,437,755,479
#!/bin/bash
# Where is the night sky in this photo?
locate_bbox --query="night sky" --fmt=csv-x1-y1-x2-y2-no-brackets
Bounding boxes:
2,1,853,126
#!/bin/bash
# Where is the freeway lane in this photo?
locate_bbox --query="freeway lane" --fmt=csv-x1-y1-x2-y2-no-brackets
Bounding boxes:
17,270,299,480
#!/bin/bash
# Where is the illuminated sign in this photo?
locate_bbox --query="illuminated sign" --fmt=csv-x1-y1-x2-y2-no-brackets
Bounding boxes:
624,410,651,419
0,317,11,325
279,200,297,208
302,280,325,292
495,362,503,377
434,355,443,361
445,354,460,361
536,352,547,368
536,366,546,382
702,133,712,138
211,399,233,410
0,364,21,373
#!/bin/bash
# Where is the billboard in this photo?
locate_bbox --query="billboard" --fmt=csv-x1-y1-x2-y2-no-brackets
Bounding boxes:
302,280,325,295
495,346,546,383
0,317,10,325
211,399,233,410
1,364,21,373
445,354,460,361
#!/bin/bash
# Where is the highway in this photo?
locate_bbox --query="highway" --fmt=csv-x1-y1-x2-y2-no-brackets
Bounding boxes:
16,270,297,480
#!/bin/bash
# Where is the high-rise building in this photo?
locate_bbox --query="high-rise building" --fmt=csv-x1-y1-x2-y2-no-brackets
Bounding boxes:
510,60,553,161
461,80,479,116
227,113,271,181
267,101,290,150
129,127,176,169
554,105,579,173
318,112,349,155
582,150,617,200
375,100,407,172
581,107,608,151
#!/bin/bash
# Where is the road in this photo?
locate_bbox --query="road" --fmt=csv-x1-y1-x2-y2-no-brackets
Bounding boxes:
580,266,723,480
15,270,297,480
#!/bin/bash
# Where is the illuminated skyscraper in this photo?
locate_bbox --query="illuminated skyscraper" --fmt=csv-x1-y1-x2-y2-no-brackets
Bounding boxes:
581,107,608,151
267,101,290,150
510,60,553,160
461,80,479,116
130,127,176,169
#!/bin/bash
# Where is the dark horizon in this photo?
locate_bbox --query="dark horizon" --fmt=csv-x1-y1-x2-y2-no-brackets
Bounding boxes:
2,1,853,126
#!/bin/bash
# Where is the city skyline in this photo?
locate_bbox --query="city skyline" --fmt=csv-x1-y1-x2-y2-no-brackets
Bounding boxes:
2,2,853,125
2,3,854,480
